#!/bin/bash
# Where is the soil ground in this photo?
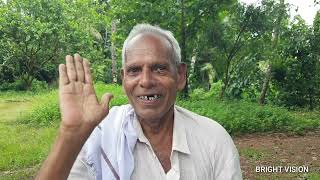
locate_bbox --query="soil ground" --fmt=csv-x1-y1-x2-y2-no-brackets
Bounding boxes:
234,131,320,180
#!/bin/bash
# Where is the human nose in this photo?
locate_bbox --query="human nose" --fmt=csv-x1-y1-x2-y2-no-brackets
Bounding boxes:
139,68,155,89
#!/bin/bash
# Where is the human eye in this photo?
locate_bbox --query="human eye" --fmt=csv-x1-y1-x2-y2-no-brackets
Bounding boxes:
126,66,141,75
153,64,168,74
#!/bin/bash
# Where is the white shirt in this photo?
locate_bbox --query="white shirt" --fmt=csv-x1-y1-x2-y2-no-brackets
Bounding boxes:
68,105,243,180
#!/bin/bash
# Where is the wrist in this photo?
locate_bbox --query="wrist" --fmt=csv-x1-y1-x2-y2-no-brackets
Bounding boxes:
59,121,96,138
58,127,93,148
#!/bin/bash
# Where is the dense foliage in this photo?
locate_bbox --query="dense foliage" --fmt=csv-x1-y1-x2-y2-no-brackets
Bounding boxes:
0,0,108,89
0,0,319,109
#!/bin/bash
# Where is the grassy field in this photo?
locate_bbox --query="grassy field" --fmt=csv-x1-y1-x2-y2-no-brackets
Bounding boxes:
0,100,57,179
0,84,319,179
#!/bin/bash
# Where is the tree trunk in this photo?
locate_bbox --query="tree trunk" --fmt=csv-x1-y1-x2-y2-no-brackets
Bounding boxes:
180,0,188,98
111,21,117,83
308,89,314,110
220,71,229,99
259,64,272,105
22,74,34,90
259,0,284,105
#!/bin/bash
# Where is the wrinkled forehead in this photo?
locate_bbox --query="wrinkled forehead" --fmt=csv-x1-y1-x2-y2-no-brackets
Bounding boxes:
125,33,174,64
125,49,169,60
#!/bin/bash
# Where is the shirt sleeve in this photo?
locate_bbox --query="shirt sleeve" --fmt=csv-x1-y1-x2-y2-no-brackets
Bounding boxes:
211,126,243,180
215,153,243,180
68,148,96,180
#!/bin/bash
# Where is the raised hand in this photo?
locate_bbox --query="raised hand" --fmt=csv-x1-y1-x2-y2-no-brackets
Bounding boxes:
36,54,113,180
58,54,113,133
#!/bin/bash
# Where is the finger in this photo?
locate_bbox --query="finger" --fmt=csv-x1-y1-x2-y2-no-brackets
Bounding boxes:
83,58,93,85
74,54,85,82
66,55,77,82
101,93,114,109
59,64,69,86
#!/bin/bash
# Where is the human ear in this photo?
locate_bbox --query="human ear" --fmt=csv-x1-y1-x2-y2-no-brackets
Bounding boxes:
120,69,124,80
177,63,187,91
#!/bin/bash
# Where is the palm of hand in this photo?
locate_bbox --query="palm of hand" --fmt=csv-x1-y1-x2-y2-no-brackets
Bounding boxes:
59,54,113,131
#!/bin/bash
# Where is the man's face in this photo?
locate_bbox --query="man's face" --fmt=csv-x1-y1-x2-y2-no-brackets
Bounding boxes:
121,34,186,121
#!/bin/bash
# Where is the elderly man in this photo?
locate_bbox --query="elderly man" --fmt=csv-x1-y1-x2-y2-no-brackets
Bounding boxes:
36,24,242,180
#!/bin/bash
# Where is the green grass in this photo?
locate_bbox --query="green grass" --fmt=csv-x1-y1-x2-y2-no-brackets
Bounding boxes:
0,123,57,171
94,82,128,106
240,148,270,161
254,173,320,180
307,173,320,180
0,84,128,179
17,83,128,127
0,91,35,103
177,98,320,135
14,83,320,134
0,92,57,179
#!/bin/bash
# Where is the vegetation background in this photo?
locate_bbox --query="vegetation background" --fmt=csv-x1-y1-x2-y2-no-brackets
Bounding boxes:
0,0,319,179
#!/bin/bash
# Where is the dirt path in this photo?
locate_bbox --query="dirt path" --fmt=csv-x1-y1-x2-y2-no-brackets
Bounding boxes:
234,131,320,179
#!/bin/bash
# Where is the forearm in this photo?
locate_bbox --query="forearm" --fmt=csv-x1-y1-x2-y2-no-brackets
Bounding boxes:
36,126,93,180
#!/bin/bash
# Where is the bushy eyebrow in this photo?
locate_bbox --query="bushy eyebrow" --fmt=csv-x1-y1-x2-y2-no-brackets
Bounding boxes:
124,65,141,72
125,62,171,69
151,63,169,69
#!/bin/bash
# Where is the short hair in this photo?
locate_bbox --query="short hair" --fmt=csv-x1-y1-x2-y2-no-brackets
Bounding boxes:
122,24,181,67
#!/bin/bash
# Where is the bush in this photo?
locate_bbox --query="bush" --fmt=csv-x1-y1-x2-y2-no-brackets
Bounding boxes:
189,81,223,100
18,83,127,126
94,82,128,106
18,90,59,126
177,97,320,135
19,83,319,134
0,79,49,92
0,82,18,91
30,80,49,92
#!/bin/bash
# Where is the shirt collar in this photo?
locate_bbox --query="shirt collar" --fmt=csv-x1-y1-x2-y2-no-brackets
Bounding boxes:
132,105,191,155
132,113,149,144
172,105,190,155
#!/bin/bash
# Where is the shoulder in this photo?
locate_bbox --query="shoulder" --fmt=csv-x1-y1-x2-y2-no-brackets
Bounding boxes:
175,105,237,158
175,105,229,139
175,105,242,179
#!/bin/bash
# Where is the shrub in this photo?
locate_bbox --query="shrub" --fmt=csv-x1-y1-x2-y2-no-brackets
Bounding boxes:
0,79,49,92
18,83,127,126
30,80,49,92
94,82,128,106
18,90,59,126
18,83,319,134
189,81,222,100
0,82,17,91
177,97,320,135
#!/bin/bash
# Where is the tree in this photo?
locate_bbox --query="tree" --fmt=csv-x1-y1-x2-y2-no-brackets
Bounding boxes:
107,0,236,94
202,3,267,99
0,0,108,90
258,0,288,105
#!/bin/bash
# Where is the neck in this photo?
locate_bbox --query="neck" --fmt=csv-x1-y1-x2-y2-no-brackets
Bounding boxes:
138,106,174,142
137,106,174,173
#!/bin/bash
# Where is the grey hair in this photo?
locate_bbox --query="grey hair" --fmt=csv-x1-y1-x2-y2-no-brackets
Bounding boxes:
121,23,181,67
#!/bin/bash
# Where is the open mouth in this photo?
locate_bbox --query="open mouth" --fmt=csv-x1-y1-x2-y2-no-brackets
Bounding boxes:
138,94,162,101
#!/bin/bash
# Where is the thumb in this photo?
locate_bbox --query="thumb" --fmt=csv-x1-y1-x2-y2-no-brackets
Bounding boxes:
100,93,114,111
